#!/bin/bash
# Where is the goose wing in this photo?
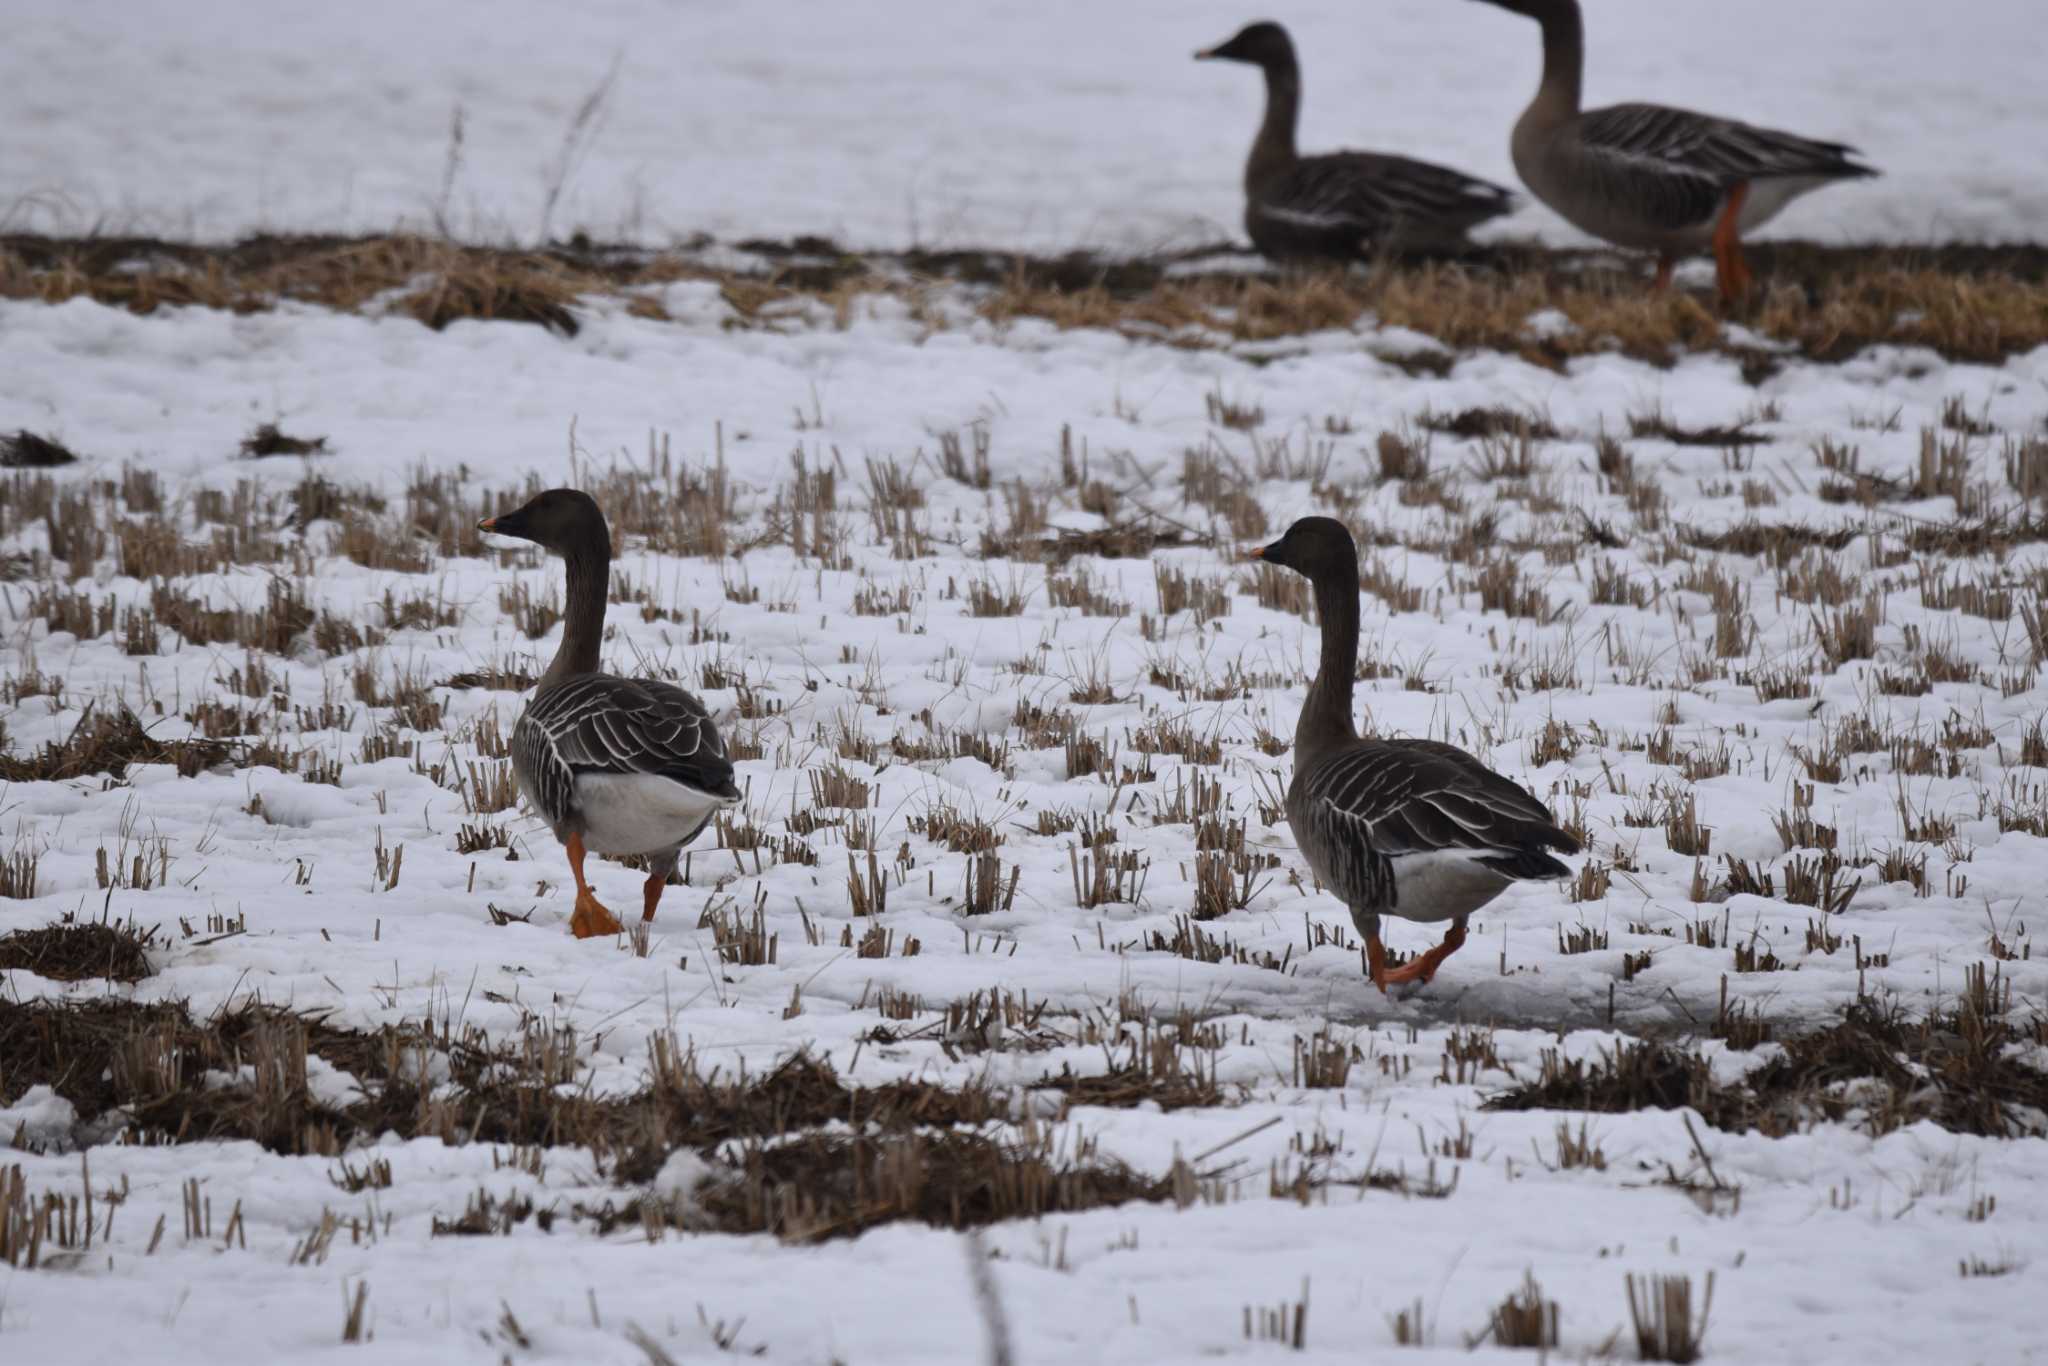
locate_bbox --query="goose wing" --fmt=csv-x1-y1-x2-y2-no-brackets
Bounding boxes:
1255,152,1516,244
1295,740,1576,912
513,674,738,832
1570,103,1875,231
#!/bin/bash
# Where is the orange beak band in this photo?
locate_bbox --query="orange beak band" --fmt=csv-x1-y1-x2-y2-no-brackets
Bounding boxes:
1242,545,1269,562
1194,48,1218,59
476,517,497,532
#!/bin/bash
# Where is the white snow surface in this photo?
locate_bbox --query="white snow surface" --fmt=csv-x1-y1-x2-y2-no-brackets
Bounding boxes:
5,0,2046,250
0,277,2045,1361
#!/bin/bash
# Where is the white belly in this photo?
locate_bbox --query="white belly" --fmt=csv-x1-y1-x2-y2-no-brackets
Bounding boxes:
573,773,731,856
1736,175,1833,234
1387,849,1512,923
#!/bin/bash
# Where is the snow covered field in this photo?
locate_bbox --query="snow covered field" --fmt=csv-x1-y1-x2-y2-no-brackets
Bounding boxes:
5,1,2048,1361
1,275,2046,1361
6,0,2047,251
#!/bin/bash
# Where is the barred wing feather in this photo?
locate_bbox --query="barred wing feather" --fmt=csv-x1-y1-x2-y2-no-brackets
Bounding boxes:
513,675,738,833
1571,103,1874,231
1294,741,1576,913
1255,153,1515,242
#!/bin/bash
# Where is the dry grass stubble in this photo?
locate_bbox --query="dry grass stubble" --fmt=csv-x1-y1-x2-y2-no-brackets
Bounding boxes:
3,234,2046,369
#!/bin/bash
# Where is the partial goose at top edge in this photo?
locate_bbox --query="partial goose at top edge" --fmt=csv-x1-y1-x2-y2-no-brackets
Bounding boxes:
1470,0,1877,300
1197,21,1517,265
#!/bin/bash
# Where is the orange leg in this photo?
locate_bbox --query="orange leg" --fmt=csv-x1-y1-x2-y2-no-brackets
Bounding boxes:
1651,252,1676,293
564,832,622,939
641,870,666,923
1366,920,1469,992
1712,182,1753,304
1365,935,1392,992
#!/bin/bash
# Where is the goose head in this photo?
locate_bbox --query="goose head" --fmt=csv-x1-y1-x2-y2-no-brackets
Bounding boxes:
1195,20,1295,68
1248,516,1358,584
478,488,608,556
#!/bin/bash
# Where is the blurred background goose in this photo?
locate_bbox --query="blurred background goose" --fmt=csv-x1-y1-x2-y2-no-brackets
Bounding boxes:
1252,518,1578,991
1471,0,1876,300
1197,21,1515,264
480,490,739,939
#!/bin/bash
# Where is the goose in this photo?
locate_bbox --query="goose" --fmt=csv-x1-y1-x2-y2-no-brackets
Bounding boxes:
479,489,739,938
1471,0,1876,300
1251,518,1578,990
1197,21,1516,264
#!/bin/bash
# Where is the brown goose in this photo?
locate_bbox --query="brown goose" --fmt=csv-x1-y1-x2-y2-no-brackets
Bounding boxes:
1252,518,1578,990
1472,0,1876,299
1197,21,1515,264
479,490,739,938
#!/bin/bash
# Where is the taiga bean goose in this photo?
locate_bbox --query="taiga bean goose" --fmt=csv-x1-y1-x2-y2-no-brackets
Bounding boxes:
1197,21,1515,264
1252,518,1577,990
479,490,739,939
1472,0,1876,300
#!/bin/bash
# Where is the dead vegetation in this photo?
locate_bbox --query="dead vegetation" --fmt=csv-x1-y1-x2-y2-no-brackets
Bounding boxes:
239,422,329,459
686,1120,1173,1243
7,234,2048,367
0,995,1228,1187
1,430,80,468
0,704,229,782
1473,1272,1559,1352
1626,1272,1713,1364
1488,995,2048,1140
0,915,157,982
0,994,1260,1242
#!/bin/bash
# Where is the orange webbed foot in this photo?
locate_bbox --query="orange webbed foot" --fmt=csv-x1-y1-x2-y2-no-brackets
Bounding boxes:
1366,923,1469,991
570,887,623,939
1379,950,1449,987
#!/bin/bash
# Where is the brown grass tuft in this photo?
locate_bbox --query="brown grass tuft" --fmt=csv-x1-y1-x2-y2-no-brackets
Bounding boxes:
239,422,329,459
1626,1272,1713,1364
0,704,229,782
0,916,157,982
1,430,80,468
1477,1272,1560,1351
1492,996,2047,1140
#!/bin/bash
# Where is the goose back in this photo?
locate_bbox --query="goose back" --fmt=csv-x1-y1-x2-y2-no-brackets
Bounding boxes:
1488,0,1875,252
1286,738,1576,926
1521,103,1876,247
1199,19,1514,265
513,672,739,848
1249,153,1516,260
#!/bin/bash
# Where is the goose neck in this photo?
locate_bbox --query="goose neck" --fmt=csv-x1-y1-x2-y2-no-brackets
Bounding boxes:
1530,0,1584,123
1247,60,1302,189
542,535,611,688
1296,567,1361,756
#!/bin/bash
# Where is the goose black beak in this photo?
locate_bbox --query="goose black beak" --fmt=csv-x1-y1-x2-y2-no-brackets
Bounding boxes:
1194,47,1219,60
